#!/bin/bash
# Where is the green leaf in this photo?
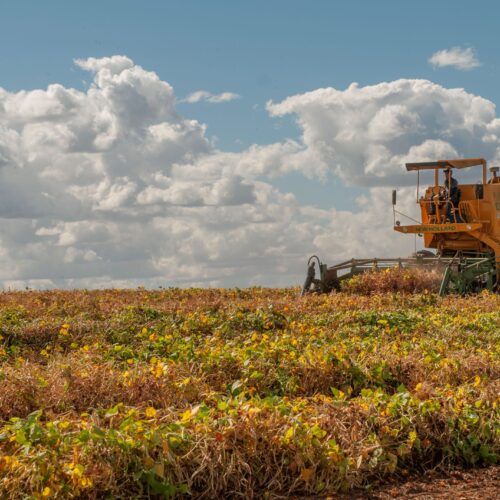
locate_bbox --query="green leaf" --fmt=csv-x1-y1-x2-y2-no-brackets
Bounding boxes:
217,401,228,411
91,425,106,440
311,424,326,439
230,380,243,395
105,403,122,417
76,430,91,443
142,471,181,497
15,429,27,445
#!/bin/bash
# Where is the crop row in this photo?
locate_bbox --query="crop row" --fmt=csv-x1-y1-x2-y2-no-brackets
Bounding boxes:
0,288,498,498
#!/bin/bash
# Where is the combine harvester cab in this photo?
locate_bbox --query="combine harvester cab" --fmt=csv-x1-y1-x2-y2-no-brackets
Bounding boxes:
302,158,500,296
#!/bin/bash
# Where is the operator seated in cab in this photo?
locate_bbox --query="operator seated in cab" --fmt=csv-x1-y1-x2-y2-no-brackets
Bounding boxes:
444,167,461,222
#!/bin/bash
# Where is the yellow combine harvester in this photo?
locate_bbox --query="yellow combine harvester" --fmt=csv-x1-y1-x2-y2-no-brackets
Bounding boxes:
302,158,500,295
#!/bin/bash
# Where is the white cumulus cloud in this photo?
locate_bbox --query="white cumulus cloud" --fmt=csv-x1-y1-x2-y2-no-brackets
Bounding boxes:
182,90,241,104
428,47,480,70
267,79,499,186
0,56,499,289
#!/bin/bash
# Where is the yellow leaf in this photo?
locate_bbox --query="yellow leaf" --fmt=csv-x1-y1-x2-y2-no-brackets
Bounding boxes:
474,375,481,387
152,363,164,378
153,462,165,478
145,407,157,418
72,464,84,477
408,430,417,446
79,476,92,488
300,468,314,481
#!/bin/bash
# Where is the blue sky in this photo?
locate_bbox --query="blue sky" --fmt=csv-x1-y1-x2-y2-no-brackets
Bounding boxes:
2,0,498,209
1,3,497,81
0,1,499,287
0,0,500,118
3,0,498,146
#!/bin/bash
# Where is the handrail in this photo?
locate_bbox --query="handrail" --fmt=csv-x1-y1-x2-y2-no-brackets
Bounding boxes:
419,198,459,223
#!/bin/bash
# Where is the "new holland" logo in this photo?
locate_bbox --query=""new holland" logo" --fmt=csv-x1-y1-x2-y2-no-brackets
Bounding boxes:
414,225,456,232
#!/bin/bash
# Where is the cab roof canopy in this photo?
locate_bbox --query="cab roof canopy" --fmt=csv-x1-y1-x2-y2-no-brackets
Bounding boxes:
405,158,486,171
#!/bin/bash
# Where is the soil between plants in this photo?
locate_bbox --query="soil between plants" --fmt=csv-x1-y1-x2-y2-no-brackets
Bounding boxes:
336,466,499,499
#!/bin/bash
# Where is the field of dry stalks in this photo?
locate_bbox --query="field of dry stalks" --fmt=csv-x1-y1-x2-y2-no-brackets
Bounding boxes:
0,278,498,498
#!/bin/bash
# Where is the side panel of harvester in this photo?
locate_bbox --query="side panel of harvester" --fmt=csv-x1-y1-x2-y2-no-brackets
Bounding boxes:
473,181,500,272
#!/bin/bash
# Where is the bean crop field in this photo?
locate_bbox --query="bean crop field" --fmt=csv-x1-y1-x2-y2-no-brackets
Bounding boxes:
0,280,498,498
